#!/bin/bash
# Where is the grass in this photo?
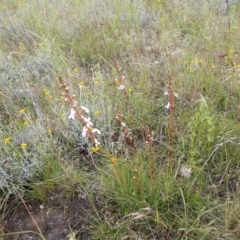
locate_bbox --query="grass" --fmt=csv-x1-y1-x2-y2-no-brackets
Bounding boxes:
0,0,240,239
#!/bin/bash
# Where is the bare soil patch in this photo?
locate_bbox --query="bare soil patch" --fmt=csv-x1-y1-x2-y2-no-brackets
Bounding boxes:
2,193,91,240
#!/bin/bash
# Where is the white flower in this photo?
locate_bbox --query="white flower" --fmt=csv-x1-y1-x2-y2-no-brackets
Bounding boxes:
121,122,126,127
164,91,179,98
118,85,125,90
174,92,179,98
82,126,88,137
69,108,76,119
81,106,90,113
94,138,100,146
165,102,170,109
82,116,93,127
180,165,192,178
92,128,101,135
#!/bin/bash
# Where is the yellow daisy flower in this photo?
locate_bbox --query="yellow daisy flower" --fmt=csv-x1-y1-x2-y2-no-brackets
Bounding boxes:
4,137,10,144
20,142,27,148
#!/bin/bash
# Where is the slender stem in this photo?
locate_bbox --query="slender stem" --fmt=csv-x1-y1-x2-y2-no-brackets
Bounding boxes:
15,188,45,240
168,77,174,166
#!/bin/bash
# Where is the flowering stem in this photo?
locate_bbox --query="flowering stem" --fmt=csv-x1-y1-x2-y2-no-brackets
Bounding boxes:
167,77,174,166
141,123,155,190
149,148,155,191
132,167,143,201
114,60,131,114
58,76,101,147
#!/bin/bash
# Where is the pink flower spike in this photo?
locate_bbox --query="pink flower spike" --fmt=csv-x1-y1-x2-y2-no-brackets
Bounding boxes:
69,108,76,119
81,106,90,113
92,128,101,135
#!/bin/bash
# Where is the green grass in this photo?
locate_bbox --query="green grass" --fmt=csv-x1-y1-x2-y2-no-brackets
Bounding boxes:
1,0,240,239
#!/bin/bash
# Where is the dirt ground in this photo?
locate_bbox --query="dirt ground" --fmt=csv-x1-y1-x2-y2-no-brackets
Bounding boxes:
1,193,92,240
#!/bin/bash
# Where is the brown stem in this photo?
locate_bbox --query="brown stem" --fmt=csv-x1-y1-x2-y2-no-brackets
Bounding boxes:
15,188,45,239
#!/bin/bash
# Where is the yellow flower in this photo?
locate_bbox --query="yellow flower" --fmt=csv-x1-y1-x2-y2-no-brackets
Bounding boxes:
23,121,29,125
47,129,52,133
43,89,50,95
128,88,132,93
20,142,27,148
91,146,100,152
189,66,194,73
94,80,99,84
60,113,65,119
4,137,10,144
95,110,101,115
110,157,117,163
74,68,79,73
20,108,26,113
79,81,85,86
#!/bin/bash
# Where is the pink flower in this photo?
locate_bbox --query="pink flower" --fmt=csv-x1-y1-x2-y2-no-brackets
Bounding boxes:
82,116,93,127
92,128,101,135
94,138,100,146
121,122,126,127
118,85,125,90
82,126,88,137
174,92,179,98
69,108,76,119
81,106,90,114
165,102,170,109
